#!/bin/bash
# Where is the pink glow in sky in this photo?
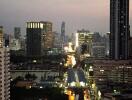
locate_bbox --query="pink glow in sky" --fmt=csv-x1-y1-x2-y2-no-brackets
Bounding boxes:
0,0,132,35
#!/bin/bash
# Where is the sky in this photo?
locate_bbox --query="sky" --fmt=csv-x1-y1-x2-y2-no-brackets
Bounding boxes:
0,0,132,36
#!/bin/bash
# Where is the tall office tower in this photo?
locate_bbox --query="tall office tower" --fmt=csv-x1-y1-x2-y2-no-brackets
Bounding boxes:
26,22,43,58
0,26,10,100
14,27,21,39
110,0,130,60
61,21,65,48
53,32,61,48
26,21,53,60
40,21,53,49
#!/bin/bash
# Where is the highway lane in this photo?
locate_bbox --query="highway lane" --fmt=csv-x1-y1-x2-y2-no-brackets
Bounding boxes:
67,68,76,83
66,68,90,100
76,68,87,83
67,67,87,87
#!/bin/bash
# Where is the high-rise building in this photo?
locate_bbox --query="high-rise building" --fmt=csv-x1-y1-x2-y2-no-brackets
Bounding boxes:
14,27,21,39
26,21,53,59
40,21,53,49
61,21,65,48
0,48,10,100
104,32,110,57
0,26,10,100
75,29,93,57
4,34,10,47
129,37,132,59
26,22,42,58
53,32,61,48
0,26,3,48
110,0,130,60
20,36,26,51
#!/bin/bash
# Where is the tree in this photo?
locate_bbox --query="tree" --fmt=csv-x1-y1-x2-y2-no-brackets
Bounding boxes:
11,76,24,87
25,73,37,81
32,74,37,81
25,73,32,81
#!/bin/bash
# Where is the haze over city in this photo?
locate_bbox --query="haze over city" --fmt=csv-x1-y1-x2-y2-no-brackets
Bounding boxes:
0,0,132,35
1,0,132,100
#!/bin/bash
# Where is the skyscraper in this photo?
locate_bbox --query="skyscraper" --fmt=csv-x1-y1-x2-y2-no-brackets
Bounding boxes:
14,27,21,39
0,26,10,100
110,0,130,60
26,21,53,61
40,21,53,49
26,22,42,58
61,21,65,48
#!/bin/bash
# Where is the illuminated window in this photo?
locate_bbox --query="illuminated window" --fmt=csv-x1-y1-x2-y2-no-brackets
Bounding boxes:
32,23,34,28
31,23,32,28
40,23,43,29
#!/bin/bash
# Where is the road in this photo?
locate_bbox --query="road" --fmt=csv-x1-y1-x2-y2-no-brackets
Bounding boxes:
67,67,87,86
66,67,90,100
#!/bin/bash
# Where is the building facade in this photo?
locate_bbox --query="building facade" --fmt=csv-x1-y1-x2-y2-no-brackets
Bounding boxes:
129,37,132,59
41,21,53,49
26,21,53,62
0,26,3,48
75,29,93,57
92,60,132,84
61,22,65,48
92,42,106,58
14,27,21,39
10,38,21,51
104,32,110,57
53,32,61,48
110,0,130,60
4,34,10,47
26,22,43,58
0,26,10,100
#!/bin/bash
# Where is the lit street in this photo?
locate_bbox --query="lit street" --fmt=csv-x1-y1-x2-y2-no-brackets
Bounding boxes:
65,67,90,100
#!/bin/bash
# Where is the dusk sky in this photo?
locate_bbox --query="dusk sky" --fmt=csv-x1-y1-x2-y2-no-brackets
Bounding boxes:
0,0,132,36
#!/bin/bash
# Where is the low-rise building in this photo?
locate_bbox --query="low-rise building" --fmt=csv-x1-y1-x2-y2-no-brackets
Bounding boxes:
92,60,132,84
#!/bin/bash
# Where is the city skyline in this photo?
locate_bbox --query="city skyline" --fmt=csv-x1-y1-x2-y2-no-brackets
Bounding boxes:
0,0,132,35
1,1,132,99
